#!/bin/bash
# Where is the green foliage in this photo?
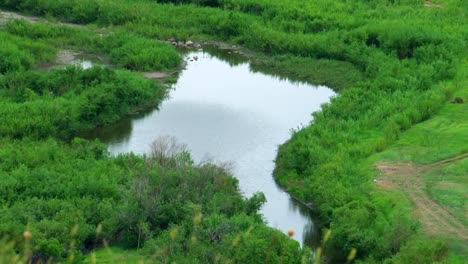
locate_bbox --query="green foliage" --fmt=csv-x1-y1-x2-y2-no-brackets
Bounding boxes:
142,215,309,263
375,78,468,164
425,159,468,226
0,30,56,74
104,32,181,71
0,14,308,263
251,55,363,91
0,22,174,139
0,41,33,74
373,75,468,262
3,19,100,53
0,65,163,139
0,138,307,262
3,19,182,72
0,139,124,260
330,201,383,258
81,247,143,263
245,192,266,216
389,238,448,264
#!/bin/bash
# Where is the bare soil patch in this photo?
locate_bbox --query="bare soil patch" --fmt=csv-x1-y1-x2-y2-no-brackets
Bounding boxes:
0,10,41,25
0,10,83,28
424,1,443,8
376,154,468,240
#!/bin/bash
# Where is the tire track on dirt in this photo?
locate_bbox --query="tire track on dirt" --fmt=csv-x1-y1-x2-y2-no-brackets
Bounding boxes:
376,153,468,240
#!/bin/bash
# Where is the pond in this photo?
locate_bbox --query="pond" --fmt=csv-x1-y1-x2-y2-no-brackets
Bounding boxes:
83,49,336,247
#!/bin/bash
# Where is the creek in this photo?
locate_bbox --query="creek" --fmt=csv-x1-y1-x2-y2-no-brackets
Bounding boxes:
83,49,336,247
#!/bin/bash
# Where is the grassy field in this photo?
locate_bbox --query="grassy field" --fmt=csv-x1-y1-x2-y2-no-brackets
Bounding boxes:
425,159,468,226
372,62,468,263
375,79,468,164
82,247,143,264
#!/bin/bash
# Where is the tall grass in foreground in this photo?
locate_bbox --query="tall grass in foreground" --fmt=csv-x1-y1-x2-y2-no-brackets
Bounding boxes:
1,227,358,264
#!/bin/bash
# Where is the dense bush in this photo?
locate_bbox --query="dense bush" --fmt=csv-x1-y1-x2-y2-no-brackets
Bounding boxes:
104,33,181,71
251,55,363,90
0,31,57,74
4,20,182,72
389,239,448,263
0,41,33,74
0,23,176,139
0,65,163,139
0,138,308,262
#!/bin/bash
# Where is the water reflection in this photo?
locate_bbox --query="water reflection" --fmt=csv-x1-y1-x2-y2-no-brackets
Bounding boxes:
83,50,335,247
77,60,93,69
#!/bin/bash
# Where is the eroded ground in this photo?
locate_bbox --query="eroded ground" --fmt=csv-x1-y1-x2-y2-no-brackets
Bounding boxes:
376,153,468,240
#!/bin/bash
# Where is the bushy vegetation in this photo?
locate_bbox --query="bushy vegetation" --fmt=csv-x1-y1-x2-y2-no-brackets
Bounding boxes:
371,79,468,262
375,78,468,164
3,19,181,72
0,10,307,264
251,55,363,91
0,64,164,139
0,21,181,139
0,31,54,73
105,32,181,71
1,0,467,263
0,138,308,263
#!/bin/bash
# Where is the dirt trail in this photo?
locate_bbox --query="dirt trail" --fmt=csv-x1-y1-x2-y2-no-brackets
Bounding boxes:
424,1,443,8
0,10,40,25
428,152,468,168
376,153,468,240
0,10,83,28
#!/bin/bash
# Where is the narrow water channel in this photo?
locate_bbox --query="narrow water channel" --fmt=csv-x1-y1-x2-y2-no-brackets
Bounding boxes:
84,50,335,247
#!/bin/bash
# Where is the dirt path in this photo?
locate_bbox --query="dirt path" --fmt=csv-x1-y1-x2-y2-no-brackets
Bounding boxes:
428,152,468,168
424,1,443,8
0,10,84,28
376,153,468,240
0,10,41,25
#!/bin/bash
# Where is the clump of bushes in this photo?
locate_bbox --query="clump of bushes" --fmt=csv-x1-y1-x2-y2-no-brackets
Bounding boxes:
104,33,181,71
4,20,182,73
0,65,163,139
0,37,34,74
451,97,464,104
0,137,309,262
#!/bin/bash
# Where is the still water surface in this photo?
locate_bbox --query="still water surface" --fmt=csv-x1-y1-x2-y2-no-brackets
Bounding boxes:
85,50,335,247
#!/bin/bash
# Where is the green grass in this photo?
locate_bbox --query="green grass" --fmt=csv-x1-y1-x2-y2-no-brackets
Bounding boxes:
250,55,363,91
3,19,181,72
429,235,468,264
82,247,143,264
374,71,468,164
425,159,468,225
371,63,468,259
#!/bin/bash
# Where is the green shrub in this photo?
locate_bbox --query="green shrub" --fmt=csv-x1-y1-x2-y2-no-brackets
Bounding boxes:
105,33,181,71
390,239,448,264
0,66,163,139
0,41,33,74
